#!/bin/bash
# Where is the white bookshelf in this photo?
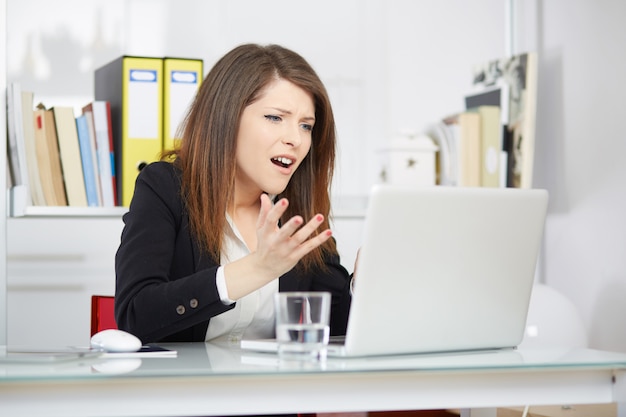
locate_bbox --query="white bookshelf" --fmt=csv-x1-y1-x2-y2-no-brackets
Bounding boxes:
1,1,129,346
14,206,127,218
1,0,8,345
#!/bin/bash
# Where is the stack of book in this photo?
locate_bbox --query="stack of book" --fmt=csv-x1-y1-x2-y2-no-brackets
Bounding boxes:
427,51,538,189
6,55,204,213
7,82,117,210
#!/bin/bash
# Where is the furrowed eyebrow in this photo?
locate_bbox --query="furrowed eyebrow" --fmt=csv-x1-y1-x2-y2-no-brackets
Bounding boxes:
267,107,315,123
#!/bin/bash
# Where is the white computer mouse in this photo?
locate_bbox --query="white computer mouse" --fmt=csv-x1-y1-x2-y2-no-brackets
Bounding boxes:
90,329,142,353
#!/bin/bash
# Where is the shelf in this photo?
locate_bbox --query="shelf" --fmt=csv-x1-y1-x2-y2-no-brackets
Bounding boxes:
7,185,127,217
10,206,127,218
332,209,366,219
331,194,368,219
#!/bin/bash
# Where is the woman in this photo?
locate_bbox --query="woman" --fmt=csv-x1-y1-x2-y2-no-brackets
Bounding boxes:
114,43,352,344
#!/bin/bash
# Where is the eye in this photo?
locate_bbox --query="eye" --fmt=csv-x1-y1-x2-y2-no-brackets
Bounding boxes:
300,123,313,132
265,115,282,123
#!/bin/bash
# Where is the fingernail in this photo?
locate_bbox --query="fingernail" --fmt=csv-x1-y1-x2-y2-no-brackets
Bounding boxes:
316,215,323,222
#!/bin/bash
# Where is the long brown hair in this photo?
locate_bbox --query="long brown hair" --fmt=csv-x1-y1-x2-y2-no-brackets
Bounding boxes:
164,44,338,271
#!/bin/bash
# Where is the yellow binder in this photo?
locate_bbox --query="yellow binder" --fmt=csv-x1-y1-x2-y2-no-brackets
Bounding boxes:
162,57,203,152
95,56,164,207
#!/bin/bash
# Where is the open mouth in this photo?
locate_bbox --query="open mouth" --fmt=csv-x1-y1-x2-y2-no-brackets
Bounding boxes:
271,157,294,169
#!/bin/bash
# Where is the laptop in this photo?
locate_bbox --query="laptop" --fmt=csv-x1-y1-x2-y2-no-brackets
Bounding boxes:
242,185,549,357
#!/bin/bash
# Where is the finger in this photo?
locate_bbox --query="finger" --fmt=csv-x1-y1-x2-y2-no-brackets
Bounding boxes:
267,213,328,256
256,194,273,229
288,214,325,243
276,214,305,237
354,248,361,275
291,228,333,259
263,198,289,228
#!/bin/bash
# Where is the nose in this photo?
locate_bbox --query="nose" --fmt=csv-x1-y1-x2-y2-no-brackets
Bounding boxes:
281,123,302,147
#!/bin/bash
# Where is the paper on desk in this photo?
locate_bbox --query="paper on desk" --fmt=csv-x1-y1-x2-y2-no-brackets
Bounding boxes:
0,346,102,363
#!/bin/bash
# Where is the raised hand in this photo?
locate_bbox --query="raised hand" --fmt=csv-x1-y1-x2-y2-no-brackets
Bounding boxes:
254,194,332,278
223,194,332,300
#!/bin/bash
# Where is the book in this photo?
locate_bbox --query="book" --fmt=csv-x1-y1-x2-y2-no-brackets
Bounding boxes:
20,90,47,206
443,118,461,186
82,101,116,207
465,85,509,117
76,114,100,206
83,107,103,205
426,119,459,186
102,101,118,206
6,83,30,199
473,105,501,188
33,107,67,206
457,112,482,187
95,56,164,207
425,122,448,185
465,85,510,187
162,57,203,151
5,164,12,189
471,52,538,188
51,106,88,206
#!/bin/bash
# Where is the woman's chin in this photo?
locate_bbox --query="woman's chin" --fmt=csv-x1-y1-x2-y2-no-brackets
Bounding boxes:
262,184,289,197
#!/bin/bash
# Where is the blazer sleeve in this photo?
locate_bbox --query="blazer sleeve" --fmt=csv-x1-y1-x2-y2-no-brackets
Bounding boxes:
114,162,234,343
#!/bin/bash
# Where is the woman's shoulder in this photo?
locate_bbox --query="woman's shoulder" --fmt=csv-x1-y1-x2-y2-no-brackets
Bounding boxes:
141,160,179,175
129,161,184,219
138,161,181,186
133,161,183,204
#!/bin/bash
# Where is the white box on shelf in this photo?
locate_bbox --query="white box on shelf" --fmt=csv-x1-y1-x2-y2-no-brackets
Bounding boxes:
379,134,438,186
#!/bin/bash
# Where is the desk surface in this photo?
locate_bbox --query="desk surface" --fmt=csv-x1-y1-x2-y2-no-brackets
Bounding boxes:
2,343,626,417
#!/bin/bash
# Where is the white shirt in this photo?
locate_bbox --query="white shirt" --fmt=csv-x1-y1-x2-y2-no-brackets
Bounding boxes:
205,213,278,343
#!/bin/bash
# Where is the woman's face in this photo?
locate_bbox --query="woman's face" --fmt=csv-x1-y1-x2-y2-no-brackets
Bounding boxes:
235,78,315,197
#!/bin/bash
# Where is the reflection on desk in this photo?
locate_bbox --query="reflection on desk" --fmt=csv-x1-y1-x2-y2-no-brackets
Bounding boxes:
2,343,626,417
3,342,626,380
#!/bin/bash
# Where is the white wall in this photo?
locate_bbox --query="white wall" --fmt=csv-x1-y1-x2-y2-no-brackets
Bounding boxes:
6,0,626,351
6,0,506,198
515,0,626,352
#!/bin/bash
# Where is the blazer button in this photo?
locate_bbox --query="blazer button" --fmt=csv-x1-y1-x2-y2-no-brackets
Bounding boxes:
176,305,186,315
190,298,199,308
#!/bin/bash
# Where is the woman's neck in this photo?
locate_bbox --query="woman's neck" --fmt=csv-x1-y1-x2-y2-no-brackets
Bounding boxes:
228,190,263,252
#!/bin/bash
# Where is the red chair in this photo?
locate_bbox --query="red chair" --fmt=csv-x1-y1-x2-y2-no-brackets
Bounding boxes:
90,295,117,336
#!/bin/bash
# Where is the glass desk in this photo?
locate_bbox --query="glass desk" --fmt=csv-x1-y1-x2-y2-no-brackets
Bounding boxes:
2,343,626,417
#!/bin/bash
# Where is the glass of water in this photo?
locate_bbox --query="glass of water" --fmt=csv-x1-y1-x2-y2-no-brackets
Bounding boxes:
274,291,331,360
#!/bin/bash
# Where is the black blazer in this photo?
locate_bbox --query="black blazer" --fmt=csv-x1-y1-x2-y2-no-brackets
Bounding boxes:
115,162,352,343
